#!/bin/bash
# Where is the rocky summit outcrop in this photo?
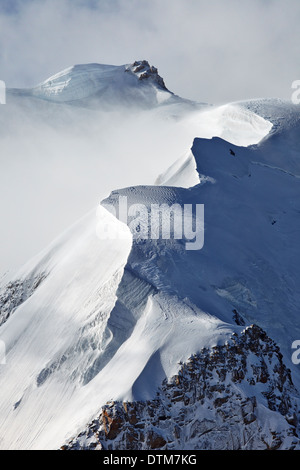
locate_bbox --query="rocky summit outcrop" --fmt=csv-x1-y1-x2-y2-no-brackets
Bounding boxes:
126,60,169,91
62,325,300,450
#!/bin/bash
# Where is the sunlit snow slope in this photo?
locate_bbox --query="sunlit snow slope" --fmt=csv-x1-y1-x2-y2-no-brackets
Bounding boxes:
29,61,175,108
0,61,299,449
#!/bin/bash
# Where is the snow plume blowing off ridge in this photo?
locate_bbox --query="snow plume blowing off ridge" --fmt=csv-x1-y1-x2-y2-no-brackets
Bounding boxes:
1,60,300,450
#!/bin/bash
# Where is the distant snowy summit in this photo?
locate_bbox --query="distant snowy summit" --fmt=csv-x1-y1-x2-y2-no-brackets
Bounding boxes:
27,60,180,107
125,60,168,91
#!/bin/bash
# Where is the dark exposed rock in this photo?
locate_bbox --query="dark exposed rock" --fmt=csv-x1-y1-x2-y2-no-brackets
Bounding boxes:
102,406,123,440
128,60,168,91
146,430,166,449
62,325,300,451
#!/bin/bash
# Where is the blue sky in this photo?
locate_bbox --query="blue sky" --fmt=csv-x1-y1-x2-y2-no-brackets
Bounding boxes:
0,0,299,104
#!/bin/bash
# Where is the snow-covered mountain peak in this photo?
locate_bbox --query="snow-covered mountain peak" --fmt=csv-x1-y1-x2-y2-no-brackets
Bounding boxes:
30,60,173,106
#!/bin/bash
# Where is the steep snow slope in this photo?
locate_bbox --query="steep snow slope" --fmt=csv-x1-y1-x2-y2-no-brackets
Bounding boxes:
0,208,132,449
101,128,300,378
1,106,299,448
64,103,300,449
0,61,299,449
0,200,236,449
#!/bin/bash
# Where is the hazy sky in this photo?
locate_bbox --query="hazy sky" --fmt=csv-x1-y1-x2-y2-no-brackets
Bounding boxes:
0,0,299,103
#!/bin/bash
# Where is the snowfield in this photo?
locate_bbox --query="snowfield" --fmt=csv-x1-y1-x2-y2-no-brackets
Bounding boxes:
0,61,300,449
